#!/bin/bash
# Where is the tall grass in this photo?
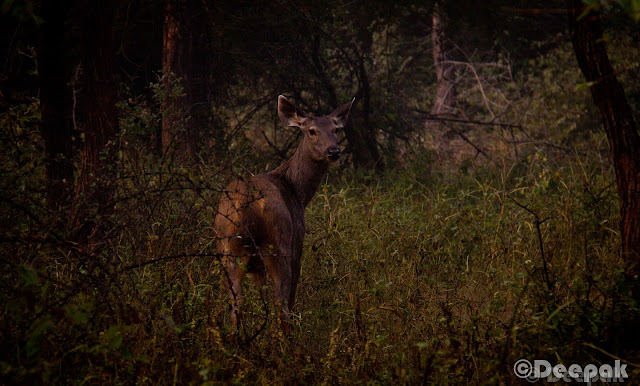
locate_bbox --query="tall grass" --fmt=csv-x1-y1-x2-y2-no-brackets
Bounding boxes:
3,111,637,383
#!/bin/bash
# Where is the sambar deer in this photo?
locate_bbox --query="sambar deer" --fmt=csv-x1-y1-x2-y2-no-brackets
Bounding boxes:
214,95,354,331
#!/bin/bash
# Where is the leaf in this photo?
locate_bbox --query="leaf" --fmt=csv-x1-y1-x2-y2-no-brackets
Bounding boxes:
1,0,15,14
17,264,38,287
578,3,599,21
64,302,92,324
575,81,596,91
415,342,429,349
101,325,123,349
631,0,640,22
26,318,54,357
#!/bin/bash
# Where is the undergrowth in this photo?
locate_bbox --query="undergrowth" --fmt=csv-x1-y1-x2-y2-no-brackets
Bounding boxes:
2,113,638,383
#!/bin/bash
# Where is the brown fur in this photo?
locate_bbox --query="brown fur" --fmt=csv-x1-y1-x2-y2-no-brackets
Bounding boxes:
214,95,354,330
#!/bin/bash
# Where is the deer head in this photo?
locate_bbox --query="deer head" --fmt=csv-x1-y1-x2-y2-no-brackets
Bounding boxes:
277,95,354,162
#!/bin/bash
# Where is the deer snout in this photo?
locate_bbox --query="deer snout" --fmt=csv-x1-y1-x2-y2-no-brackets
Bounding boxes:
327,147,341,161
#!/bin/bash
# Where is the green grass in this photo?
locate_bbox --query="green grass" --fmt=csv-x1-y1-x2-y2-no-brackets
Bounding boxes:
3,20,640,384
4,130,639,384
1,98,638,383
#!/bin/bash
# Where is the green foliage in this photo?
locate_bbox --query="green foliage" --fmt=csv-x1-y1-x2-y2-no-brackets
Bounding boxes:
2,96,638,381
2,1,640,383
1,0,42,24
583,0,640,22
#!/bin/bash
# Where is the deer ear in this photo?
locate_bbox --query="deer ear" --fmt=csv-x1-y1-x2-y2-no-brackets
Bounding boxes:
330,97,355,128
278,95,308,127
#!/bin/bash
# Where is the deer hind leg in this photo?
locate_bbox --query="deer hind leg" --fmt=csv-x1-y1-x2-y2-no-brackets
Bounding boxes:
223,260,245,327
263,250,292,332
220,240,246,327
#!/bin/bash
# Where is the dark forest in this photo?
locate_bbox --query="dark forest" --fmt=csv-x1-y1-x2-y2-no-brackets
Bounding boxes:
1,0,640,383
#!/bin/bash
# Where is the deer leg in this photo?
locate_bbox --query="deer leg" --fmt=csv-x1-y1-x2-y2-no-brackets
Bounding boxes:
275,266,292,333
264,253,292,332
288,257,301,311
221,255,245,327
248,271,267,305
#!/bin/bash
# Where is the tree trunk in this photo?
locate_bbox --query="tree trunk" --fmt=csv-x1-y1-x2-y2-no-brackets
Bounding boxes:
310,20,380,170
431,0,456,116
311,34,338,108
350,6,381,170
354,52,382,170
72,0,119,237
38,0,74,210
568,0,640,296
161,0,194,161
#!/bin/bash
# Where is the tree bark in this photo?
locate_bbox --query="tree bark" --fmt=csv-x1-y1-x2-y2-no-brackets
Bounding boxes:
568,0,640,295
161,0,194,161
350,5,381,170
431,0,456,116
310,21,380,170
354,52,382,170
311,34,338,108
38,0,74,210
72,0,119,236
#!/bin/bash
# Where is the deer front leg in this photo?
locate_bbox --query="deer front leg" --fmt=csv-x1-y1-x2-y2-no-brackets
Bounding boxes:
248,271,267,305
288,257,301,311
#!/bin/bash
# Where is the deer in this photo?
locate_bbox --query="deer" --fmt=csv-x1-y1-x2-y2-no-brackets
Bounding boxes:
214,95,354,332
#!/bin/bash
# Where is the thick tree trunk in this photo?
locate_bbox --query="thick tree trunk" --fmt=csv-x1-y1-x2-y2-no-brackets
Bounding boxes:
38,1,74,210
311,31,379,169
161,0,194,161
568,0,640,294
354,53,382,170
349,6,381,170
72,0,119,235
311,34,338,108
431,1,456,116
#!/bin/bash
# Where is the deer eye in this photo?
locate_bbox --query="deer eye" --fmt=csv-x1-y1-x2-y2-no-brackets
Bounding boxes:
308,128,317,136
335,127,341,134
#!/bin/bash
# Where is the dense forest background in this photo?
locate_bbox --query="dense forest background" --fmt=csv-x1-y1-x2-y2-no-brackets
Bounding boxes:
1,0,640,383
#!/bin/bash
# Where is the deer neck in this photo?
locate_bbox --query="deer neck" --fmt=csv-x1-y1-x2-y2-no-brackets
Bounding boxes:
272,147,328,207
